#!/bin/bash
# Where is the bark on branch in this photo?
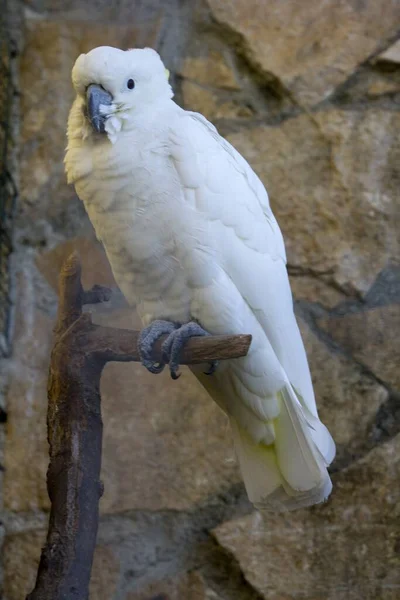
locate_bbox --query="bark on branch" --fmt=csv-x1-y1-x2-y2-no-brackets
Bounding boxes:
27,252,252,600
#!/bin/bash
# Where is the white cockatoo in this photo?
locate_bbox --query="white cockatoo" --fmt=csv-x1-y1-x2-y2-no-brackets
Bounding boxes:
65,46,335,511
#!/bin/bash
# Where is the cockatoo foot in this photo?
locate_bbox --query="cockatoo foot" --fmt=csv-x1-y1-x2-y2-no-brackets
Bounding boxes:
161,321,217,380
138,320,218,379
203,360,219,376
138,320,179,374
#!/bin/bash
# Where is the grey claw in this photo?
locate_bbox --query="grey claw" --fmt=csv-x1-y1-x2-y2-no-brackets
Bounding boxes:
204,360,218,376
162,334,181,379
138,320,178,375
142,360,165,375
161,321,210,380
171,369,181,381
161,334,175,365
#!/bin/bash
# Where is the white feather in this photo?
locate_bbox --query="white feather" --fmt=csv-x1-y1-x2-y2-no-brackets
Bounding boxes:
65,46,335,512
166,111,335,503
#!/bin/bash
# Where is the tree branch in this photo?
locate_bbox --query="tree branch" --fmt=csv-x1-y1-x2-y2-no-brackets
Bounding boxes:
27,252,252,600
86,325,252,365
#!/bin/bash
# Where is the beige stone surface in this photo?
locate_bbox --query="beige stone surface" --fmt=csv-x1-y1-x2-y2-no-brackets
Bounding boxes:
208,0,400,106
36,235,116,291
4,529,121,600
227,109,400,295
289,274,346,308
4,238,118,512
3,529,47,599
3,267,52,512
375,39,400,65
88,544,121,600
299,318,388,457
99,347,240,512
318,305,400,388
329,64,400,103
181,80,253,121
178,47,255,121
179,52,240,90
366,77,400,96
213,435,400,600
23,0,168,27
126,571,221,600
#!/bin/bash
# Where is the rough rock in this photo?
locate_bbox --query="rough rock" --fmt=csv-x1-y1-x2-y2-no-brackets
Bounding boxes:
88,544,121,600
298,318,388,465
3,529,121,600
318,305,400,389
179,52,240,90
366,76,400,96
99,321,240,512
3,265,53,512
4,238,117,513
375,39,400,65
181,79,253,121
329,63,400,106
23,0,177,32
213,435,400,600
4,514,224,600
208,0,400,106
126,571,222,600
3,530,47,600
289,274,346,309
178,51,255,121
0,424,4,501
36,235,116,291
227,108,400,295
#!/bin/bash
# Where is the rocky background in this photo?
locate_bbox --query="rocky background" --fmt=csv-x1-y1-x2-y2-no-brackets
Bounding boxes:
1,0,400,598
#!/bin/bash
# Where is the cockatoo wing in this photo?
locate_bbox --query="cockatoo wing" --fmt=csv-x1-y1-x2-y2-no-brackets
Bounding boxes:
167,110,335,510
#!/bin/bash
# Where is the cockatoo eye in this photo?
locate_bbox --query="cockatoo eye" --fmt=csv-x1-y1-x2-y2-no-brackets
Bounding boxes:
127,79,135,90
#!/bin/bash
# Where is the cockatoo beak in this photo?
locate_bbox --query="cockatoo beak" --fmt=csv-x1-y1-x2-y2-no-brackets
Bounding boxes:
86,84,113,133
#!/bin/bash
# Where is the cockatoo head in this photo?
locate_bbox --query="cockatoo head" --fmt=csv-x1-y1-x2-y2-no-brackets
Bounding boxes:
71,46,172,141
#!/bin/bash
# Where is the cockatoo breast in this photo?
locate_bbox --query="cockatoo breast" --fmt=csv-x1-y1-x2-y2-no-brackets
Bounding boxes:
69,104,198,325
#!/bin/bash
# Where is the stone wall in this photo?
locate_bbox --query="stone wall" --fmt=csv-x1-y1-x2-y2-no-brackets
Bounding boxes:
1,1,400,598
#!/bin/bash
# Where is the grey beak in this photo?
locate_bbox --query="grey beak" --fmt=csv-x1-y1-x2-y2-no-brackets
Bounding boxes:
86,84,113,133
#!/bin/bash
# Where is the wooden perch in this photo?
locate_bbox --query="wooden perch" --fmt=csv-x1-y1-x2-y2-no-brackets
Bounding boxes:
27,252,252,600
